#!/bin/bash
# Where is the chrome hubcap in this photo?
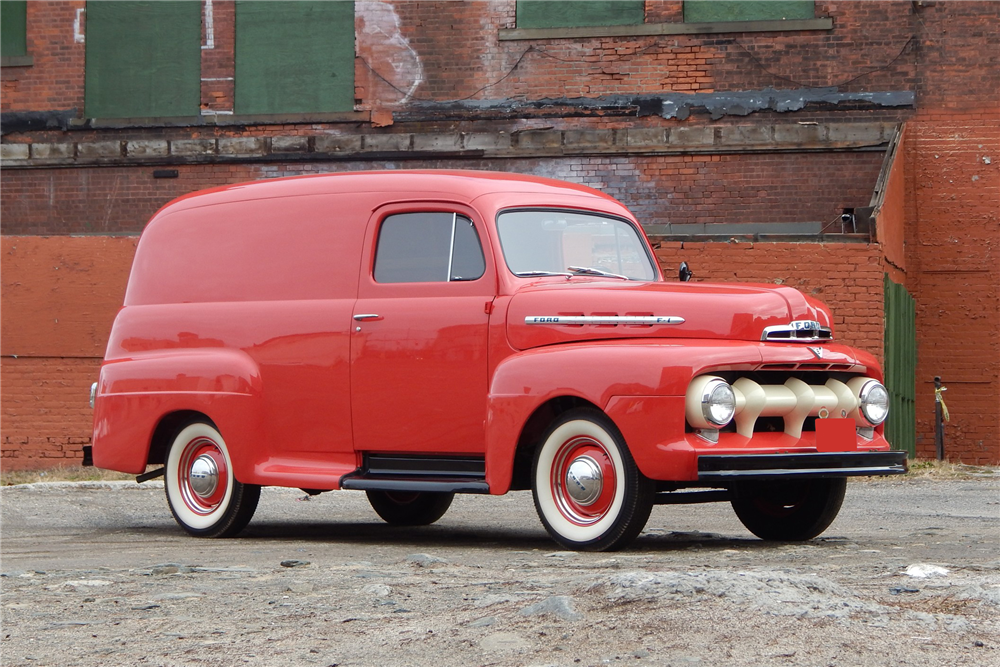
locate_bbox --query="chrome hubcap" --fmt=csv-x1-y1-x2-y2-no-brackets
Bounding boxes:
189,454,219,499
565,455,603,506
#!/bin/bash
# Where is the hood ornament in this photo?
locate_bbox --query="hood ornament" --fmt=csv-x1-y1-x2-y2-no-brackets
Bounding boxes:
807,346,824,359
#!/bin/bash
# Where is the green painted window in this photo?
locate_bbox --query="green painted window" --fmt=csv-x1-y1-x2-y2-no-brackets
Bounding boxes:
1,0,28,57
235,1,355,115
84,1,201,118
684,1,814,22
516,1,644,29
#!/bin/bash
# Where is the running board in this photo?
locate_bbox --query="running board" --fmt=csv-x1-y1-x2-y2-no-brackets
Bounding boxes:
340,454,489,494
340,478,490,494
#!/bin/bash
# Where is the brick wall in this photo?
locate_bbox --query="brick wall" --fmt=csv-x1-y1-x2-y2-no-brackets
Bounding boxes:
1,357,102,470
0,0,929,115
0,234,885,471
0,1,86,112
906,114,999,464
0,150,883,235
1,235,135,470
2,1,998,465
654,241,886,360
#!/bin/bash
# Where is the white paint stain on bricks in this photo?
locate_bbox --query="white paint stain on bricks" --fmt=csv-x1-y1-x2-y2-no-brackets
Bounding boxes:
358,2,424,105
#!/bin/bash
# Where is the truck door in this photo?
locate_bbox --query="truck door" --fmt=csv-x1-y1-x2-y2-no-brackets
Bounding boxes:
351,207,494,454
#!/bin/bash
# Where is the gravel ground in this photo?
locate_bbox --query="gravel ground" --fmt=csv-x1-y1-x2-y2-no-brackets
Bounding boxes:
1,475,998,667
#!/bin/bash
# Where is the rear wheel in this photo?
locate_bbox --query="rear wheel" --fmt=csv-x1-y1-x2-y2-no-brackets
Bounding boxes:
531,408,654,552
366,490,454,526
731,478,847,541
164,421,260,538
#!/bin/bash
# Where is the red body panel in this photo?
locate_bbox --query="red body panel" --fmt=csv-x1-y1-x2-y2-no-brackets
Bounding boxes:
91,170,893,494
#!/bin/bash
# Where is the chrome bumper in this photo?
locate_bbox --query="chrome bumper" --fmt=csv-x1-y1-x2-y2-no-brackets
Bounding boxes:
697,451,908,481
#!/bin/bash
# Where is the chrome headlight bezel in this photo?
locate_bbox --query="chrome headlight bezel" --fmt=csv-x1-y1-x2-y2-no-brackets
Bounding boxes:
701,378,736,427
858,380,889,426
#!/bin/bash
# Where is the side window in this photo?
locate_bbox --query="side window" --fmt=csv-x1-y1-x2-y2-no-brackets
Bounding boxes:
374,213,485,284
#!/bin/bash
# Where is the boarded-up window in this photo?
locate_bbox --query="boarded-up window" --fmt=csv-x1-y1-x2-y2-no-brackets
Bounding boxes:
235,1,354,115
84,1,201,118
516,1,644,29
1,0,28,58
684,1,814,22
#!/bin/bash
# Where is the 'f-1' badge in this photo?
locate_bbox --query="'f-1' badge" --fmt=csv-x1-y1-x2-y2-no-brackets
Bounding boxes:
807,346,824,359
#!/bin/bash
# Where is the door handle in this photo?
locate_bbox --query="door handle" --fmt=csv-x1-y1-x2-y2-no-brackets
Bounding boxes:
353,313,383,322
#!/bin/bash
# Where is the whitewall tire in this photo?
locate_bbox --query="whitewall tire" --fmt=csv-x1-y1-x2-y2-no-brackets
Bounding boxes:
532,408,654,551
164,421,260,538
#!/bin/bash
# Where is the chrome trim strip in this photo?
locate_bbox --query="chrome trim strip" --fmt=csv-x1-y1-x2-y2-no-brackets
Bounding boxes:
525,315,685,326
761,320,833,342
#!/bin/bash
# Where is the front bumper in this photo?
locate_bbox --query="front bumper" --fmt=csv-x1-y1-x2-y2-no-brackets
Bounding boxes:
697,450,908,481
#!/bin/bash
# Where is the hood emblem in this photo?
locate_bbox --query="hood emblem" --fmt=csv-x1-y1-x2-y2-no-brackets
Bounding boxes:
526,315,685,326
807,346,824,359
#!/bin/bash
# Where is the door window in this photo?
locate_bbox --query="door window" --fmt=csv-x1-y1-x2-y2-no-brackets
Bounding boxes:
374,212,485,283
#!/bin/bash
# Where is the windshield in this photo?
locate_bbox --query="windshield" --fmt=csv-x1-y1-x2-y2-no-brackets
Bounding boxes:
497,210,657,281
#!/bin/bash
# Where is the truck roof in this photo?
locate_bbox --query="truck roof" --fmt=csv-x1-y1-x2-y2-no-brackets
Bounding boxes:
159,169,618,214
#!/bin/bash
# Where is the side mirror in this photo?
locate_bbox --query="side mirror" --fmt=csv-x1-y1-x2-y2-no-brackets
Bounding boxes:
679,262,693,282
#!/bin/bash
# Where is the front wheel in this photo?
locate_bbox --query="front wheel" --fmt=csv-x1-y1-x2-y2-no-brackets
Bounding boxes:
532,408,654,552
366,490,454,526
164,421,260,538
731,478,847,541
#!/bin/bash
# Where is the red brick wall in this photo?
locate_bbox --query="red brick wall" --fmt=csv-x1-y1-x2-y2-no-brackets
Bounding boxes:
0,1,86,112
0,1,939,113
1,357,102,470
2,0,998,466
0,235,886,471
0,151,883,235
1,236,136,471
201,0,235,113
906,114,999,464
654,241,886,361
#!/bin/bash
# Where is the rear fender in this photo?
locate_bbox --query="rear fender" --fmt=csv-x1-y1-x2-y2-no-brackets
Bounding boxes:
92,349,263,479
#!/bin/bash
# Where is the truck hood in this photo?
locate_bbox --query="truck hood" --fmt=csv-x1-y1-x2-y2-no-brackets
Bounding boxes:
505,280,833,350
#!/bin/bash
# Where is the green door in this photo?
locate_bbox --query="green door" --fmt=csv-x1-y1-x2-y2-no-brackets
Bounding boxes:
883,274,917,457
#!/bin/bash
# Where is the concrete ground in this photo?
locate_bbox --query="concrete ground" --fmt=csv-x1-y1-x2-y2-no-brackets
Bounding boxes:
1,474,998,667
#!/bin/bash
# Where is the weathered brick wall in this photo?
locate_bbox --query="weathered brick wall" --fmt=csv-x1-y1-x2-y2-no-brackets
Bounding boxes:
898,3,1000,464
1,236,135,471
0,234,884,471
0,150,883,235
1,357,102,470
906,114,999,465
654,241,886,360
2,0,998,466
0,0,925,115
0,1,86,112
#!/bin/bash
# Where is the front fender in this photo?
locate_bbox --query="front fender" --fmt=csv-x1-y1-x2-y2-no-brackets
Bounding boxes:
92,349,263,478
484,341,763,493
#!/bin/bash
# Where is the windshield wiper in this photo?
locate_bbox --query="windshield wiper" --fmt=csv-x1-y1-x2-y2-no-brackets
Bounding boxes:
567,266,629,280
514,270,574,278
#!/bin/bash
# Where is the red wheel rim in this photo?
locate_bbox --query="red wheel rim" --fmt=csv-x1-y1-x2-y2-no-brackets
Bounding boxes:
550,436,617,526
177,436,229,515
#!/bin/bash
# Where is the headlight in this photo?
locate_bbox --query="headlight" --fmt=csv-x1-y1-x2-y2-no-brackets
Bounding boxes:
858,380,889,426
686,376,736,429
